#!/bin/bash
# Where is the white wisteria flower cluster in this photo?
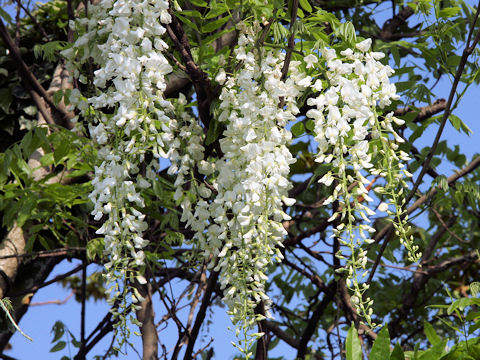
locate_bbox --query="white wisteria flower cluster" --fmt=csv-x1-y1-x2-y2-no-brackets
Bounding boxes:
170,24,312,351
306,38,417,326
63,0,418,346
62,0,176,326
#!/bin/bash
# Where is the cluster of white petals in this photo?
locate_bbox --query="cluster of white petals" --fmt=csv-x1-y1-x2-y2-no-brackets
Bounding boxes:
184,25,311,342
306,38,417,326
63,0,418,341
62,0,175,313
169,94,208,231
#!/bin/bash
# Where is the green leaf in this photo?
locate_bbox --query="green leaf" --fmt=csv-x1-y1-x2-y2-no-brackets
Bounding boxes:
370,326,390,360
447,297,471,315
395,81,415,93
51,321,65,343
38,235,53,250
0,7,12,24
205,120,222,146
291,121,305,137
419,340,448,359
391,45,400,67
305,119,315,132
0,298,32,341
20,131,33,158
86,237,104,261
471,282,480,297
179,10,203,18
439,7,460,19
40,153,55,167
53,140,70,164
337,21,356,44
449,114,461,131
204,3,228,19
23,105,38,116
203,27,235,45
153,179,164,198
16,158,32,178
413,342,420,359
50,341,66,352
448,114,472,135
201,16,230,33
424,321,441,346
53,90,63,106
0,88,12,113
391,342,405,360
68,331,81,347
468,321,480,335
299,0,312,13
175,14,200,32
189,0,207,6
63,89,72,106
17,197,36,228
33,41,67,61
346,324,362,360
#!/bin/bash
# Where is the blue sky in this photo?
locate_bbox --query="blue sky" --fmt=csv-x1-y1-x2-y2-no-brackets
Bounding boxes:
3,1,480,359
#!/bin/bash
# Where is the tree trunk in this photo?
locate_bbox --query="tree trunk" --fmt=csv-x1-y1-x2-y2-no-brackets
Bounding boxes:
136,283,159,360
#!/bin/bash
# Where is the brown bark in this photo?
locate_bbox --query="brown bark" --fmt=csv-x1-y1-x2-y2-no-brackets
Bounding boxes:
136,283,159,360
0,63,75,353
394,99,447,123
0,19,73,128
0,257,60,350
380,6,415,40
0,63,73,301
0,227,26,301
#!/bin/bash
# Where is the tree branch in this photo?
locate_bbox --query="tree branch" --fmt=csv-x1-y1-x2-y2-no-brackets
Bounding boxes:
0,18,73,128
263,320,300,348
367,155,480,283
165,13,215,130
254,301,269,360
390,250,479,337
136,282,159,360
183,271,219,360
406,2,480,205
296,282,336,358
8,263,85,298
281,0,299,81
380,6,415,40
394,98,447,123
80,261,87,348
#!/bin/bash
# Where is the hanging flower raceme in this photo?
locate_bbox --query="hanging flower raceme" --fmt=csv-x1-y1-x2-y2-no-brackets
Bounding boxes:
183,24,312,351
62,0,176,332
63,0,417,346
306,38,418,327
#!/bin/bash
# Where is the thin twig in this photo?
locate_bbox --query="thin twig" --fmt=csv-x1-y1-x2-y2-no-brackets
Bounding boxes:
183,271,219,360
80,260,87,346
9,263,85,298
406,2,480,205
432,207,469,244
0,247,85,260
192,337,214,359
0,18,73,127
367,155,480,283
281,0,299,81
14,0,49,41
30,291,74,306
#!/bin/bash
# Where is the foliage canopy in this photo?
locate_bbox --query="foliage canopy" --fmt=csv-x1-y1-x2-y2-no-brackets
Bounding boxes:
0,0,479,359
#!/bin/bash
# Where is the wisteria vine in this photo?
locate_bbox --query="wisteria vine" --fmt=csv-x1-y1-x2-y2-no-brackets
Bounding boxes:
63,0,177,337
306,39,418,327
63,0,419,353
